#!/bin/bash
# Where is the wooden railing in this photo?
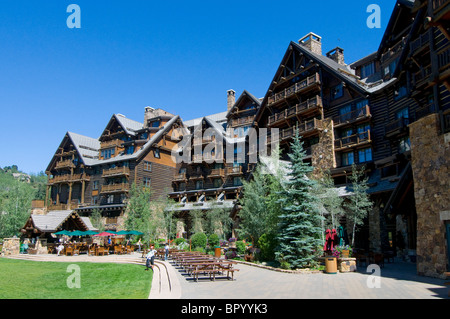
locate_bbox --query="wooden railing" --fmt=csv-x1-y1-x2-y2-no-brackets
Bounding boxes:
410,32,430,55
381,38,407,63
268,96,323,126
55,159,75,169
193,135,216,146
100,139,123,150
209,168,225,177
231,115,254,127
333,105,371,127
173,173,187,181
432,0,450,15
101,183,130,193
437,48,450,73
385,117,409,136
226,166,243,175
102,166,130,177
48,173,90,184
334,131,371,150
267,73,320,106
412,66,432,87
415,104,437,120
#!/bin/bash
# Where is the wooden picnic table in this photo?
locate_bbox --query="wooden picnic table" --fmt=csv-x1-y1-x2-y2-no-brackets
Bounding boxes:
189,260,239,282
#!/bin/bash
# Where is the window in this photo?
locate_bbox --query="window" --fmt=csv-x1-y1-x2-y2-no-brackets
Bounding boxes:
195,180,203,190
93,181,99,190
213,178,222,188
360,62,375,78
178,182,186,191
356,99,369,110
339,104,352,121
358,148,373,163
125,146,134,155
144,161,152,172
398,136,411,153
233,177,242,186
92,196,98,205
154,149,160,158
331,83,344,100
396,108,409,120
342,151,354,166
107,195,114,204
179,167,187,174
357,124,370,140
143,177,151,188
101,148,115,159
151,120,160,128
394,86,408,101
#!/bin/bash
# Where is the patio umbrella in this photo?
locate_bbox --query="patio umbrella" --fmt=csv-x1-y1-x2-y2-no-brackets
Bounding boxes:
54,230,70,235
128,230,144,235
84,230,99,235
93,231,116,237
69,230,86,236
117,230,132,235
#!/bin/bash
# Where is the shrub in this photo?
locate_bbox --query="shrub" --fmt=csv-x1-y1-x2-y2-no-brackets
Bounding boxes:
236,241,246,255
190,232,207,249
258,233,277,261
208,233,220,247
174,238,185,246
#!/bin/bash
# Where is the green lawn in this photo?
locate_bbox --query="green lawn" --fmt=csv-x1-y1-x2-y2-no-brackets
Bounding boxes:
0,258,152,299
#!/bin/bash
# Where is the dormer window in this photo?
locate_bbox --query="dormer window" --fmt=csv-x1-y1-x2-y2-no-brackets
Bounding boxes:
331,83,344,100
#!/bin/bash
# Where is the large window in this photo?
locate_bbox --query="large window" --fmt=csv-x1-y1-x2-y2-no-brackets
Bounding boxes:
195,180,203,190
358,147,373,163
342,151,354,166
143,177,151,188
101,148,115,159
360,62,375,78
144,161,152,172
331,83,344,100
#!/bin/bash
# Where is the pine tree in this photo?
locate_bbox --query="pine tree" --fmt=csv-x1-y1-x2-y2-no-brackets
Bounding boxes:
275,130,323,269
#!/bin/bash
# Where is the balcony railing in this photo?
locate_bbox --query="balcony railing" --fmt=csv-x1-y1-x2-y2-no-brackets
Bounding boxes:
100,139,123,150
267,73,320,106
48,173,90,184
333,105,371,127
101,183,130,193
209,168,225,178
268,96,323,126
431,0,450,17
412,66,432,88
381,38,407,63
226,166,243,176
55,159,75,170
189,172,204,180
415,104,437,120
410,32,430,55
437,48,450,74
173,173,187,182
102,166,130,178
231,116,254,127
193,135,216,146
334,131,371,150
385,117,409,137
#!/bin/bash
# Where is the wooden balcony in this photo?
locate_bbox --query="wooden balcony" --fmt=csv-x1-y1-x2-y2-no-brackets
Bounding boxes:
431,0,450,21
173,173,187,182
267,73,320,106
334,131,371,150
226,166,243,176
381,38,406,63
333,105,371,128
102,166,130,178
193,135,216,146
415,104,437,120
412,66,432,88
208,168,225,178
189,172,204,181
410,32,430,56
437,48,450,80
100,139,123,150
268,96,323,126
48,204,68,211
230,115,254,127
48,173,90,184
101,183,130,194
385,117,409,138
55,159,75,170
297,118,323,136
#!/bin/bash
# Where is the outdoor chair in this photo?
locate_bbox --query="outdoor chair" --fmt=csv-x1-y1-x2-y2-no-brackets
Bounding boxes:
114,246,122,255
65,247,73,256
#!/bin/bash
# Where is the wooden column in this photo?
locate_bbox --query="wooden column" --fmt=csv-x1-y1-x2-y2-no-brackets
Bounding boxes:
68,183,73,210
81,180,85,204
45,185,50,208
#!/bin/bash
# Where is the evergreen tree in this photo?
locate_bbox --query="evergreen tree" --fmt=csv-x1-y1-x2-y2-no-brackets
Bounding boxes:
345,163,373,247
275,130,323,269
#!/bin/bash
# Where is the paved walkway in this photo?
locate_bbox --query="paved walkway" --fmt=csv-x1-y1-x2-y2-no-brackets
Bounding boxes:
4,254,449,299
170,260,449,299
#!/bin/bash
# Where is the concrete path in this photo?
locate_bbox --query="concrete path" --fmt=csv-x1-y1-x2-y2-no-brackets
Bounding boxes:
4,254,449,299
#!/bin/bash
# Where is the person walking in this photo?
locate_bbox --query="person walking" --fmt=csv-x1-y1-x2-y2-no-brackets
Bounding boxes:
164,243,169,261
138,239,142,253
145,245,157,271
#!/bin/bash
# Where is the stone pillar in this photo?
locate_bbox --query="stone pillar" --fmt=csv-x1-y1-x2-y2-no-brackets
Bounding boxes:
409,113,450,278
311,118,336,179
1,238,20,256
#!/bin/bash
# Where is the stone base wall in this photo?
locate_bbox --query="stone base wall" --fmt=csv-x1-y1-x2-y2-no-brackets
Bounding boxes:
1,238,20,256
409,113,450,278
312,118,336,179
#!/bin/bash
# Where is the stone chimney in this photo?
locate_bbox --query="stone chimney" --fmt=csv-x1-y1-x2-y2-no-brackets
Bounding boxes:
227,89,236,111
298,32,322,55
144,106,155,128
326,47,345,65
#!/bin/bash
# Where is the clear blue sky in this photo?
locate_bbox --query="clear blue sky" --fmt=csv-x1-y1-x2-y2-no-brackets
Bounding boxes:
0,0,396,174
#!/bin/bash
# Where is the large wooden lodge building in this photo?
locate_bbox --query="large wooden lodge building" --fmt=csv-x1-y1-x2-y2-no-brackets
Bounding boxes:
39,0,449,278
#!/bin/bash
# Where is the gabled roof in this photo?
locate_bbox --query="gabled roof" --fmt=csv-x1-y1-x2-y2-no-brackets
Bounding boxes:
99,114,144,141
226,90,262,118
25,210,98,233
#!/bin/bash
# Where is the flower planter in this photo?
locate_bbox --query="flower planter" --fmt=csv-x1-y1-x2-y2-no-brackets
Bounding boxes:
341,250,350,258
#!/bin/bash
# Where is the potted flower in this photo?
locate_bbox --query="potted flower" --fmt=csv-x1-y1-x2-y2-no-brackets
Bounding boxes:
334,245,352,258
228,237,237,248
